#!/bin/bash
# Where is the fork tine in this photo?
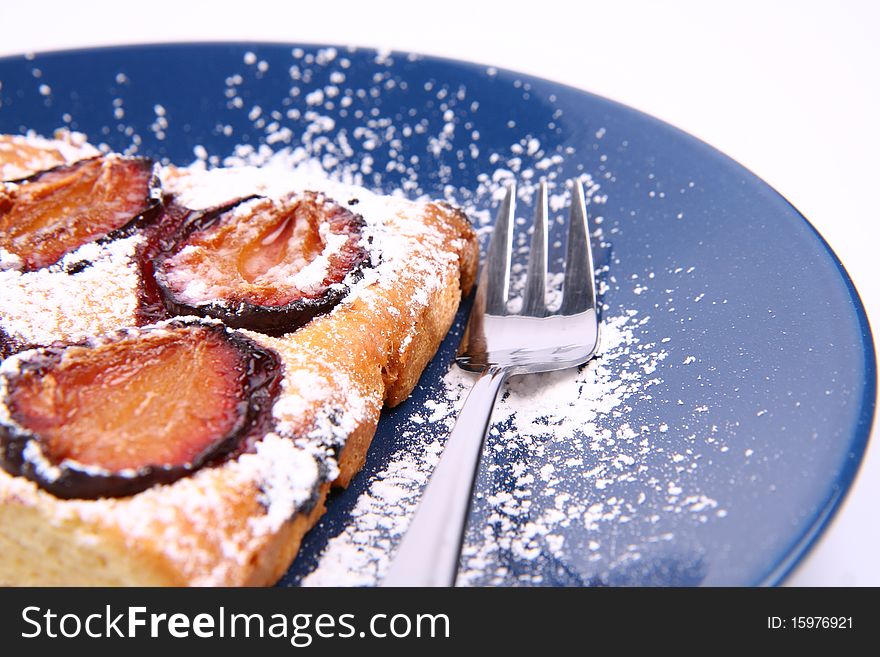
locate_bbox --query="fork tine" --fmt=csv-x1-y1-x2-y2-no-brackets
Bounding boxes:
483,182,516,315
560,179,597,315
522,181,548,316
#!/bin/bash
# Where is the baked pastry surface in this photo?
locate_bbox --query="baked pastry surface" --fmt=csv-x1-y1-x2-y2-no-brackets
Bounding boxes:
0,131,98,182
0,137,477,585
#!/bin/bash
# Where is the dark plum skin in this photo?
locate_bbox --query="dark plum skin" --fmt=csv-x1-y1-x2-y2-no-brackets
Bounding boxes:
0,320,282,500
0,327,18,362
147,192,368,335
135,198,204,326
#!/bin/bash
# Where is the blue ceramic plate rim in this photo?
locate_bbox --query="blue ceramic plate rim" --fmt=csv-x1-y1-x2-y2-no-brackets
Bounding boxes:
571,96,877,586
0,42,875,586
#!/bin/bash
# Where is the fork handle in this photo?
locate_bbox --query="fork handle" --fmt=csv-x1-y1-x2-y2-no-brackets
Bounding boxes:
381,365,509,587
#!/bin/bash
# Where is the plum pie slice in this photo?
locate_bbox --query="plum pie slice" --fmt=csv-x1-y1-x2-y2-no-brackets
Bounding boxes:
0,134,478,585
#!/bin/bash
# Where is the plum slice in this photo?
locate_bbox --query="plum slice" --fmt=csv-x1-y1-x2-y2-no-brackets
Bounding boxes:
0,155,159,272
0,320,281,499
152,191,367,334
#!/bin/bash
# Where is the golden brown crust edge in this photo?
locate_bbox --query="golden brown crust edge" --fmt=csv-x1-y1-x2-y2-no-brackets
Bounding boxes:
0,199,477,586
384,203,477,407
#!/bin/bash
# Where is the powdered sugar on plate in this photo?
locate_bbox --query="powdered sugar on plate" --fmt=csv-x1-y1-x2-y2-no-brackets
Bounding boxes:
302,294,725,587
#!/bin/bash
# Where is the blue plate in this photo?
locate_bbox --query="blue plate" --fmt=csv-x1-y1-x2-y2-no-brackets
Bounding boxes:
1,44,874,586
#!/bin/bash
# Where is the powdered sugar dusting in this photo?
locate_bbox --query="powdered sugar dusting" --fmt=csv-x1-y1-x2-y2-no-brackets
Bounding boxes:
303,445,443,586
0,130,98,181
304,302,725,586
238,432,321,537
0,234,143,347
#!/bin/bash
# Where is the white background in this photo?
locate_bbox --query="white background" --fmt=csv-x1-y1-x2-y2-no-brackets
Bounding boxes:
1,0,877,585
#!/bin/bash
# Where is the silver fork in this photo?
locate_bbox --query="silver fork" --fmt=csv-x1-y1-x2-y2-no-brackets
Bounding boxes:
382,179,599,587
